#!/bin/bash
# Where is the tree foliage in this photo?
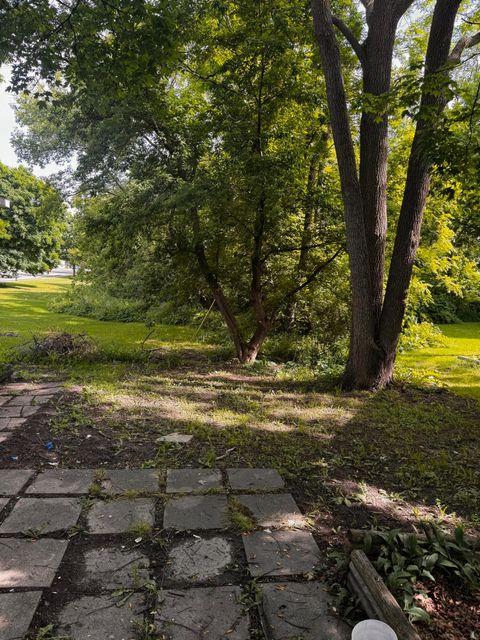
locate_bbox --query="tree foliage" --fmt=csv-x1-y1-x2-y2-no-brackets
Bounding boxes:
0,163,66,276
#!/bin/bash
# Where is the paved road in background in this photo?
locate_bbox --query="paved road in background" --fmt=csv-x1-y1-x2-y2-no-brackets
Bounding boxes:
0,267,73,283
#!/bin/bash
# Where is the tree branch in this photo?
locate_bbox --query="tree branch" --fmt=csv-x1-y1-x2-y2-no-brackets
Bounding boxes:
448,31,480,64
332,16,365,63
285,247,344,299
360,0,374,19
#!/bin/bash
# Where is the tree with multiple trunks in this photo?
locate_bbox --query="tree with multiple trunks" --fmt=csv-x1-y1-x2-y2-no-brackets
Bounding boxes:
310,0,480,388
3,0,346,363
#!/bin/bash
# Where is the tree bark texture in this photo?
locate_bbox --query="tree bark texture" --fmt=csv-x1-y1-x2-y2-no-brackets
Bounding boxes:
312,0,466,389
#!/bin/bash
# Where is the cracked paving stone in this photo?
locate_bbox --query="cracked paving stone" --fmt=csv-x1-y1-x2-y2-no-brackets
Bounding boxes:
236,494,305,529
243,530,321,577
33,383,62,394
57,593,144,640
0,498,82,534
26,469,95,495
87,498,155,534
166,469,223,494
0,538,69,587
0,397,12,406
260,582,350,640
167,536,233,581
227,468,284,491
0,417,27,431
0,384,28,395
101,469,161,494
0,469,34,495
5,395,38,407
154,586,249,640
78,547,150,590
0,591,42,640
0,407,23,418
0,405,39,418
163,496,229,531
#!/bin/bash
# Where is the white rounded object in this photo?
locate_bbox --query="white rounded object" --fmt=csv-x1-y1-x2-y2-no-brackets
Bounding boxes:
351,619,398,640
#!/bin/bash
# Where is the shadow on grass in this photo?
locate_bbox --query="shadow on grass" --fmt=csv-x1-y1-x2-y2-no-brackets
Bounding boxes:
24,355,478,535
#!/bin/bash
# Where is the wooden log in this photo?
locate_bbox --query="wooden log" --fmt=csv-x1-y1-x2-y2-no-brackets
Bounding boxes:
349,549,423,640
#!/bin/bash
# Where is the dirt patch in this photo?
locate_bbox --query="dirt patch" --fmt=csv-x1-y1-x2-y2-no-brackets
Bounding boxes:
415,577,480,640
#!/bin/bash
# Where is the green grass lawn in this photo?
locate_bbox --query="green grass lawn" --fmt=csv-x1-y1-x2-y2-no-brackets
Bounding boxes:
399,323,480,401
1,277,479,399
0,277,212,380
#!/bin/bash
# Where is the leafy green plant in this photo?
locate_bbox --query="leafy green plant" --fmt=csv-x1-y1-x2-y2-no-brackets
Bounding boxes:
33,624,72,640
366,524,480,623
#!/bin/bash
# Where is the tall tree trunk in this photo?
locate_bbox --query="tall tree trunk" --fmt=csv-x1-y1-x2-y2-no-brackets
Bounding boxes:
311,0,380,389
298,153,318,273
284,149,320,329
313,0,469,389
378,0,463,381
359,5,403,324
191,208,246,361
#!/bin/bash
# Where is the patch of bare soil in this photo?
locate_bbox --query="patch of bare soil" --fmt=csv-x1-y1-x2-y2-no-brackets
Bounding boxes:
415,578,480,640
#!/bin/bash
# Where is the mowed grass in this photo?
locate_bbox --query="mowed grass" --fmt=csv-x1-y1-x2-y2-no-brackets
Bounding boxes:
399,323,480,401
0,278,212,381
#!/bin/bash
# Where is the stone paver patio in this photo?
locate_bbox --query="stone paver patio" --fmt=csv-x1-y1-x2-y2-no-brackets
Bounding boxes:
0,382,349,639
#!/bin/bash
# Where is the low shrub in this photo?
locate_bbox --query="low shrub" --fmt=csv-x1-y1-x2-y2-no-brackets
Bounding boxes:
265,333,348,374
398,322,446,352
49,286,146,322
365,524,480,624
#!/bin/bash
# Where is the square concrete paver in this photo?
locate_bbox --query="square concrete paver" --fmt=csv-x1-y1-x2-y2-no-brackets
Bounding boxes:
101,469,160,494
167,536,233,582
157,432,193,444
260,582,350,639
243,530,321,577
0,591,42,640
227,468,284,491
20,405,39,417
155,586,249,640
0,407,23,418
0,498,82,534
163,496,229,530
87,498,155,534
0,417,27,431
0,498,82,535
166,469,223,494
236,494,305,529
34,384,62,395
0,538,69,587
77,547,150,590
6,395,36,406
26,469,95,495
57,594,144,640
0,469,34,495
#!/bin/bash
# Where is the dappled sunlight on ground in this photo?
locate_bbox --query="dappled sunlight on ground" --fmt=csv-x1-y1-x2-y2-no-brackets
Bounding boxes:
62,360,478,536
